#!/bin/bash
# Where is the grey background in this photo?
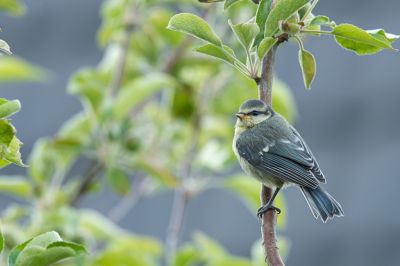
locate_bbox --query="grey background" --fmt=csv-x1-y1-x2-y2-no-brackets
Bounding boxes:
1,0,400,265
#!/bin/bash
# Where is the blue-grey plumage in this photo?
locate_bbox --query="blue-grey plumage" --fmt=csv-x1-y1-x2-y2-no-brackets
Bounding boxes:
233,99,344,222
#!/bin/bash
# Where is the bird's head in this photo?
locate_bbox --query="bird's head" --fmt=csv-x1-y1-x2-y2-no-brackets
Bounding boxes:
235,99,274,129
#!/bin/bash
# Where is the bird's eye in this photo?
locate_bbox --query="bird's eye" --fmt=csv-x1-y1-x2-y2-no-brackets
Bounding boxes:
252,111,258,116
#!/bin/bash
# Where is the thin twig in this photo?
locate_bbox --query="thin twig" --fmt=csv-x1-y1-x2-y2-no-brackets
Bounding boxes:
110,3,138,97
256,42,285,266
70,162,104,206
108,175,148,223
165,115,200,265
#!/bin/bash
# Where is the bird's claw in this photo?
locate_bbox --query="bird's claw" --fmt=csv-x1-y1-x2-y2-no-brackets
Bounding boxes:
257,205,281,219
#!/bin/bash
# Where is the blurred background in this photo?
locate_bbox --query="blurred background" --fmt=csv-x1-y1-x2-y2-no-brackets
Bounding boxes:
1,0,400,265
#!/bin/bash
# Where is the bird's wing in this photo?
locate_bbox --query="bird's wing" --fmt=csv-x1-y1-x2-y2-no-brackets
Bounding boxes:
236,130,319,188
286,126,325,183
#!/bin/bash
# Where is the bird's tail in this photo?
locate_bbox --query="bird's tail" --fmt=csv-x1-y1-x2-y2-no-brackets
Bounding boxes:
300,186,344,223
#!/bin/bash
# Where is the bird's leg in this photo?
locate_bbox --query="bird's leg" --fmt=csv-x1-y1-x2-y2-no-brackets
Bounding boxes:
257,187,281,219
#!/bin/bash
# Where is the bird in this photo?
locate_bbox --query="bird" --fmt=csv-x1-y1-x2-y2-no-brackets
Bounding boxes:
233,99,344,222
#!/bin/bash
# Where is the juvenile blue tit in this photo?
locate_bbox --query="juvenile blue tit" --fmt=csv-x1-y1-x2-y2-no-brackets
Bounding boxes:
233,99,344,222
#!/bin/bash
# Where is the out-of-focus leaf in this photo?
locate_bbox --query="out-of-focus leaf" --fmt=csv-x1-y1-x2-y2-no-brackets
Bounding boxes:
172,244,202,266
212,74,296,123
137,159,178,187
28,138,55,183
105,167,130,195
257,37,277,60
224,0,243,11
0,176,30,197
331,24,398,55
150,9,184,46
9,231,87,266
0,56,48,83
254,0,274,46
0,99,20,119
114,73,177,119
228,20,259,52
196,140,230,170
225,174,288,229
298,3,311,20
167,13,222,47
298,48,316,90
0,39,12,55
265,0,312,37
0,0,27,16
194,44,236,66
95,233,162,266
57,111,93,145
80,209,123,240
171,84,195,120
68,68,108,116
271,79,297,123
193,231,227,260
251,235,291,265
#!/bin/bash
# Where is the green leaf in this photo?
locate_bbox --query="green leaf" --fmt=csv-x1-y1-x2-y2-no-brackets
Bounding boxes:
172,244,202,266
0,119,16,146
257,37,278,60
57,111,93,145
0,176,30,197
0,0,27,16
137,159,178,187
28,138,56,182
254,0,274,46
0,99,20,119
67,68,107,116
10,231,88,266
307,15,335,27
167,13,222,47
228,20,260,52
149,9,184,47
4,136,27,167
265,0,312,37
114,73,177,119
298,48,316,89
8,238,33,266
367,29,400,44
331,24,398,55
105,167,130,195
0,56,48,83
224,0,243,11
194,44,236,65
0,39,12,55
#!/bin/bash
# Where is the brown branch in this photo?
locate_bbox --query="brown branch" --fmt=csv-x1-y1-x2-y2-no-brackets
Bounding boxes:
70,162,104,206
255,42,285,266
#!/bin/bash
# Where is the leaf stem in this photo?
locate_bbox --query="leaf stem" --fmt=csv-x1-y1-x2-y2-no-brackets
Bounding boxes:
301,29,333,35
300,0,319,23
294,35,304,51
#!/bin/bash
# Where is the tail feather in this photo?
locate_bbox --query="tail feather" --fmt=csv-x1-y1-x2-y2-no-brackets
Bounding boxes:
300,186,344,223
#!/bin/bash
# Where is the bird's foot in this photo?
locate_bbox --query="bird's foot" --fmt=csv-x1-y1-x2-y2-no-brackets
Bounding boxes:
257,204,281,219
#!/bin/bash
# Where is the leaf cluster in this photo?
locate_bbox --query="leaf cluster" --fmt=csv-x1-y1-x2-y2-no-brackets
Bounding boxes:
0,0,295,265
168,0,398,89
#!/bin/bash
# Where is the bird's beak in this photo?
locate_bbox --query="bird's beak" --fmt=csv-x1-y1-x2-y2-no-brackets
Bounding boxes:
235,113,251,120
